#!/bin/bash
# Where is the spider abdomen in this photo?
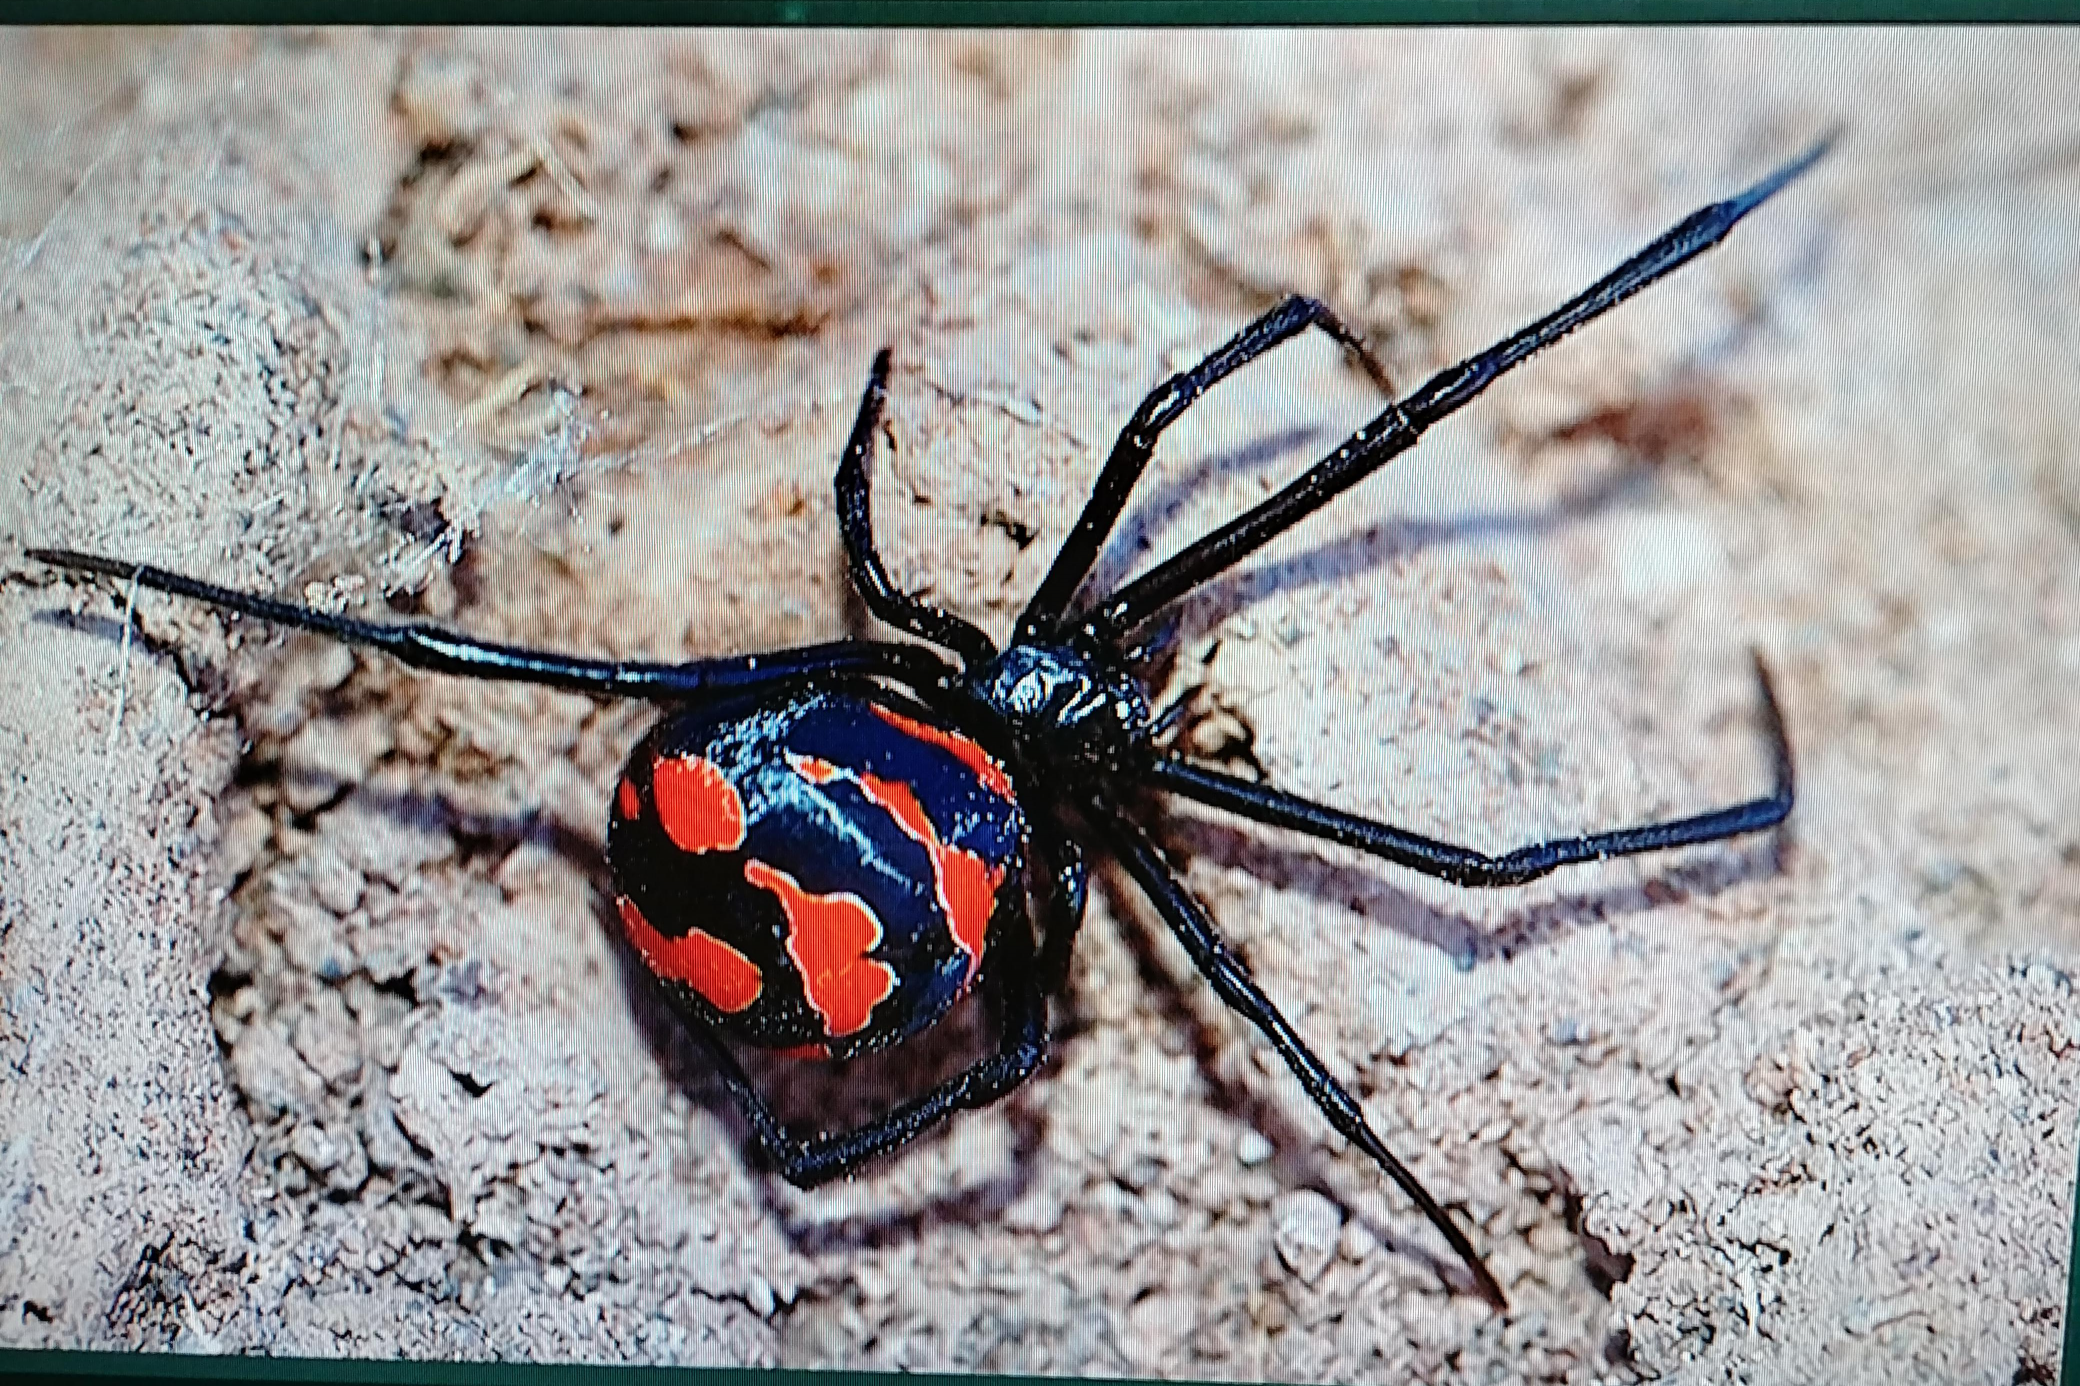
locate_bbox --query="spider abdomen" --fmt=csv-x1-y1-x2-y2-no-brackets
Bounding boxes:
607,682,1028,1059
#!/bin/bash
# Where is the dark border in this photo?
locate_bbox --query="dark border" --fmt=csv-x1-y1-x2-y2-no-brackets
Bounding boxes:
14,1,2080,23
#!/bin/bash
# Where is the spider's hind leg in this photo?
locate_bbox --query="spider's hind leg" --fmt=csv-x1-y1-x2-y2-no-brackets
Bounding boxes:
1087,789,1508,1308
1143,651,1795,889
690,908,1050,1188
1032,819,1088,996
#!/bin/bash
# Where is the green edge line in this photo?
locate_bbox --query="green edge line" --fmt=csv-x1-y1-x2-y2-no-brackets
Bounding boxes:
0,1357,1107,1386
2064,1135,2080,1386
19,0,2080,23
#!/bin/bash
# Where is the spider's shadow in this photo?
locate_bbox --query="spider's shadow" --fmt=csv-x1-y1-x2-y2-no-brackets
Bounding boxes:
1100,434,1655,659
1078,423,1331,610
289,761,1054,1249
339,772,1054,1250
34,607,213,685
844,414,1652,650
608,888,1054,1254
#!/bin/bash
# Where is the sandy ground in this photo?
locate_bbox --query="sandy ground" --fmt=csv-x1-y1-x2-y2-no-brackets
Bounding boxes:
1,28,2076,1383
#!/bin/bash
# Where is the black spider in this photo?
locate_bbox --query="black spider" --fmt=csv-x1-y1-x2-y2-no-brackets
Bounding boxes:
31,137,1826,1310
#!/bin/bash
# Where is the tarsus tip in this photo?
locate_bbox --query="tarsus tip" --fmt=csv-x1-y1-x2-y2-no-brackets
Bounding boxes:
1733,129,1841,215
27,547,104,574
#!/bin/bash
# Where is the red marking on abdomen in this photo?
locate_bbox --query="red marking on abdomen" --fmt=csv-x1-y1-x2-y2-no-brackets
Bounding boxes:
616,777,642,820
787,752,843,785
851,772,1003,984
652,755,746,854
617,896,762,1013
745,860,896,1038
870,704,1014,800
775,1042,831,1061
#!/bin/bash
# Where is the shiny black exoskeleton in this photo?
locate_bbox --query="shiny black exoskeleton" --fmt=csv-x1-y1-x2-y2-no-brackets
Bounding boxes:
961,639,1155,776
31,137,1829,1310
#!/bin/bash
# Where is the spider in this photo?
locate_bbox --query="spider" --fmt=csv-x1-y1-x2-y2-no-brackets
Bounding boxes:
31,136,1825,1310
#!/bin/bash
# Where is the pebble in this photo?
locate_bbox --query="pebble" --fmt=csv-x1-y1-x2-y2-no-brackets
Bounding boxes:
1270,1190,1342,1286
747,1275,777,1318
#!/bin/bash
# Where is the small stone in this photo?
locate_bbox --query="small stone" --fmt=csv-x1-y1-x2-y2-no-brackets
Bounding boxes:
471,1185,527,1247
1122,1291,1195,1369
1003,1180,1066,1234
305,852,366,917
747,1275,778,1317
361,1101,414,1175
219,806,274,880
273,887,355,977
1271,1189,1343,1286
1144,1187,1181,1227
291,1001,364,1090
1236,1129,1275,1167
279,715,380,814
289,1122,369,1195
290,1122,342,1173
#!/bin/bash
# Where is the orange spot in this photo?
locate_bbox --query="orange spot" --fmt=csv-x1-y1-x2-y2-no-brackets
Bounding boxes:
871,705,1014,800
745,860,896,1038
616,777,641,820
617,896,761,1013
852,772,1002,983
652,755,746,854
930,843,1003,978
787,752,843,785
775,1042,831,1061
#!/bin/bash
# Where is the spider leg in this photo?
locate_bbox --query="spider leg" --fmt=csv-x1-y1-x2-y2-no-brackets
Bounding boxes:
1145,652,1793,889
1087,134,1836,642
1086,789,1508,1310
28,548,956,698
835,349,1000,671
1032,819,1088,995
1017,296,1391,644
691,908,1049,1188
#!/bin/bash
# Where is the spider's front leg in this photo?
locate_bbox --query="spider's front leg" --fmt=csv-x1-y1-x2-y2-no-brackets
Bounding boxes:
832,348,999,671
1017,295,1393,643
1085,135,1836,641
27,548,955,699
